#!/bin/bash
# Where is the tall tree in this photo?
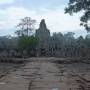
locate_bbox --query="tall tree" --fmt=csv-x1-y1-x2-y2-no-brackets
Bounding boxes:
16,17,36,36
65,0,90,32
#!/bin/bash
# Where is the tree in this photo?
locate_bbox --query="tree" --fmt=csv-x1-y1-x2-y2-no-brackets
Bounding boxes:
15,17,36,36
18,36,39,57
65,0,90,32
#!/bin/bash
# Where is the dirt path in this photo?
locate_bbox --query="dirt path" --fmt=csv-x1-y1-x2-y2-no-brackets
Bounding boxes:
0,57,66,90
0,57,90,90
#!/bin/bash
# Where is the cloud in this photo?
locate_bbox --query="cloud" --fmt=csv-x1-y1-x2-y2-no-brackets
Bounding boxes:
0,6,85,36
0,7,37,35
0,0,14,5
34,7,84,33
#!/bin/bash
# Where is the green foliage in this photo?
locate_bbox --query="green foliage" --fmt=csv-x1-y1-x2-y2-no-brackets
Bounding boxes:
18,36,39,51
65,0,90,32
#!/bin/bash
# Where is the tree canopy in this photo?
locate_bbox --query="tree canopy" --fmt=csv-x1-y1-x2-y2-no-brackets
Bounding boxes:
65,0,90,32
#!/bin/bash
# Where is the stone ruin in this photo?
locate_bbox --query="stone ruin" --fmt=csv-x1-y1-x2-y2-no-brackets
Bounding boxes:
35,19,90,58
35,19,50,56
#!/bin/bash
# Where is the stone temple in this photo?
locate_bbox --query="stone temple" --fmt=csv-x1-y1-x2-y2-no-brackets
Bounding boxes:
35,19,50,56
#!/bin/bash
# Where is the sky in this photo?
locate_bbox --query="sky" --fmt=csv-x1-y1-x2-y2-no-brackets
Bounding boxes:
0,0,88,37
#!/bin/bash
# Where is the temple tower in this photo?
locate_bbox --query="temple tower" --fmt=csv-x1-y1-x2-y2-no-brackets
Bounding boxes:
35,19,50,56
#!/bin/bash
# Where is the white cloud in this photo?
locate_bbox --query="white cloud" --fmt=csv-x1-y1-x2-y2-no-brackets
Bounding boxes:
0,0,14,5
0,6,84,36
0,7,37,35
34,7,84,33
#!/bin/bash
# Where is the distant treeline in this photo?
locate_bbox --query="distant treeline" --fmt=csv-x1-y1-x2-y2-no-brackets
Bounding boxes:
0,32,90,58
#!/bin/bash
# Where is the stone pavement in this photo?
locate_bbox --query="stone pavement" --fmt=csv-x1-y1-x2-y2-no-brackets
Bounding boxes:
0,57,89,90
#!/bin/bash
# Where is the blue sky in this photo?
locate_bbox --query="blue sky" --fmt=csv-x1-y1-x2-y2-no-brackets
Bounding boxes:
0,0,87,36
0,0,68,9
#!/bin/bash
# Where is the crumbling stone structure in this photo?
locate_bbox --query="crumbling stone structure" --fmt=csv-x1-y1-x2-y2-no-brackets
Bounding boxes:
36,19,50,56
